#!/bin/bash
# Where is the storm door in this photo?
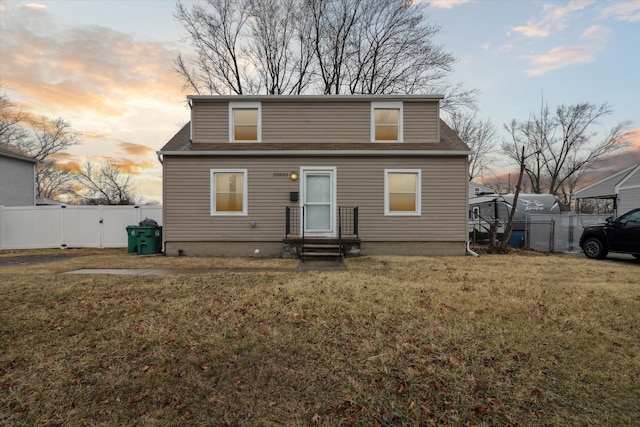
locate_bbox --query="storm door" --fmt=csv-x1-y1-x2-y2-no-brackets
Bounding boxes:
301,167,336,237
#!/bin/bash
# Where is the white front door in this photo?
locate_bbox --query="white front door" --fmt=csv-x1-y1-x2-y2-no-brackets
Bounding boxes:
301,167,336,237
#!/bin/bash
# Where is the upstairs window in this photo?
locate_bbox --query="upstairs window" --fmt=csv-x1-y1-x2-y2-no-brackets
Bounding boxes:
211,169,248,215
230,102,261,142
372,102,402,142
384,169,421,216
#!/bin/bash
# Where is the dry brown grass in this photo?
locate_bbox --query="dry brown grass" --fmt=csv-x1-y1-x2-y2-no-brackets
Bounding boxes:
1,249,639,426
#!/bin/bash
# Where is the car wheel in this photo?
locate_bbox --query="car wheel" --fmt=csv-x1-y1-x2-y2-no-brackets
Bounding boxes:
583,238,607,259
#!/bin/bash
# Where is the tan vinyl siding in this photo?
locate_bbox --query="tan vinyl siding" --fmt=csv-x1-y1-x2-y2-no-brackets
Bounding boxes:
191,100,439,144
163,155,468,242
404,102,439,143
192,102,228,143
262,102,370,143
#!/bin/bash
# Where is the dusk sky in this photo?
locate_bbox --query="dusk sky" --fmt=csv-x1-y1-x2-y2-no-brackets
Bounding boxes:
1,0,639,203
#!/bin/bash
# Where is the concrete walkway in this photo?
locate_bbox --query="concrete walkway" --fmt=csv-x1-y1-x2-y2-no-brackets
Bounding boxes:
64,260,347,275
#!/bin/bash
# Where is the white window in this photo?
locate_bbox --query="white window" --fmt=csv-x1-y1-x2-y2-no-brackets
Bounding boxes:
371,102,403,142
210,169,248,216
229,102,261,142
384,169,421,216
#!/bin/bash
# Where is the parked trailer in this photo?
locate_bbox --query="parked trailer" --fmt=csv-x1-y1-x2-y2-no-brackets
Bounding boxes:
469,193,560,245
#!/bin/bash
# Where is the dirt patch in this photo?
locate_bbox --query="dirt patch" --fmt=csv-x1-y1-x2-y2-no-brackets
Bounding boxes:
0,253,83,267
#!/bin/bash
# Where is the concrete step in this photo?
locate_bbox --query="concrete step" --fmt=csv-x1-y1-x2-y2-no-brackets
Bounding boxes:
302,244,342,260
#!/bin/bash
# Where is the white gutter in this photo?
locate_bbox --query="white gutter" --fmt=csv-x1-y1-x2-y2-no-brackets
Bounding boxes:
467,241,479,257
157,149,472,157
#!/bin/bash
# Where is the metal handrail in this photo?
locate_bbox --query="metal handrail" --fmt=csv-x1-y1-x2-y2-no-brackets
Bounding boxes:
285,206,358,238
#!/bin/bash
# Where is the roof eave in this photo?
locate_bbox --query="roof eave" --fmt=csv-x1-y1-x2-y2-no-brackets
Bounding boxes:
0,151,38,163
186,94,445,102
157,149,471,157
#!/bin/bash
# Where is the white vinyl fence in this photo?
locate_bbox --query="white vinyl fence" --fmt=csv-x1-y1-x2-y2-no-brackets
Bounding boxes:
0,205,162,250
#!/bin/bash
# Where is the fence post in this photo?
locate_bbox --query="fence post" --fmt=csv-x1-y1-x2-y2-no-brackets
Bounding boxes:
549,219,555,253
60,205,67,248
0,206,4,250
568,215,574,251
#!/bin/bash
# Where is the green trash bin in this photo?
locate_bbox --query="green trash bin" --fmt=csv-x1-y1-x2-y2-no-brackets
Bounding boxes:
126,225,139,253
136,226,162,255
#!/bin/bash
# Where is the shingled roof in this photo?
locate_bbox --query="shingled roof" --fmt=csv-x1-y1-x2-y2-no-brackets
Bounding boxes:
160,120,470,154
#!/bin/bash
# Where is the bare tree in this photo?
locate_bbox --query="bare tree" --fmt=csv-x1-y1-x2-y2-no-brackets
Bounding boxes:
75,160,137,205
0,94,79,201
446,110,496,181
246,0,314,94
494,147,527,253
342,0,455,95
502,97,631,209
175,0,473,103
305,0,362,94
28,118,79,200
0,93,29,147
37,163,77,201
175,0,254,95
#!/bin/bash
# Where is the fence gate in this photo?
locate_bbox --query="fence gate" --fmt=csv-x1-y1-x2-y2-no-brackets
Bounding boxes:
526,213,610,252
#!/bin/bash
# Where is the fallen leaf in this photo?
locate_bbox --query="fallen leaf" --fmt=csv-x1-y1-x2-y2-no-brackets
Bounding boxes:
472,405,490,417
487,398,504,410
129,394,143,404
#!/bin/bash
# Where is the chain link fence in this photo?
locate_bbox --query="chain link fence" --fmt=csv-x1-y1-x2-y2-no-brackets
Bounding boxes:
525,214,610,252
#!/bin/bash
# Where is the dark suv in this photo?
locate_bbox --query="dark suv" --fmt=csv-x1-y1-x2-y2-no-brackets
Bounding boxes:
579,208,640,259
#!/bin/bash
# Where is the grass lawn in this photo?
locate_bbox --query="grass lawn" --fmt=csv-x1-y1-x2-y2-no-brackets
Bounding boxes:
1,249,639,426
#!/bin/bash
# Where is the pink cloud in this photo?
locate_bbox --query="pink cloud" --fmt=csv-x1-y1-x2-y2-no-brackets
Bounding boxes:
511,23,550,38
426,0,474,9
581,25,609,41
525,46,596,76
511,0,596,39
0,4,186,119
600,1,640,23
24,3,47,10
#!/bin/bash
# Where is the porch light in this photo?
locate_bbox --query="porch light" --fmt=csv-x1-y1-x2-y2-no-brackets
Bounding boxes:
289,171,299,181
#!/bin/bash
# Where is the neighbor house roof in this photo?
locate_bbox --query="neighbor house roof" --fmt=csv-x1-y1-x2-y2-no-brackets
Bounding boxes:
0,147,38,163
159,120,471,156
573,163,640,199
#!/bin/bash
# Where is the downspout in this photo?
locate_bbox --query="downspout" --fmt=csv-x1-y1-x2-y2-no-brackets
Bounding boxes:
467,240,479,257
156,152,163,165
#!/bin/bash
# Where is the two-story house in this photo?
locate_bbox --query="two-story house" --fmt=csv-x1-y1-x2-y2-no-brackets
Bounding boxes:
158,95,471,258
